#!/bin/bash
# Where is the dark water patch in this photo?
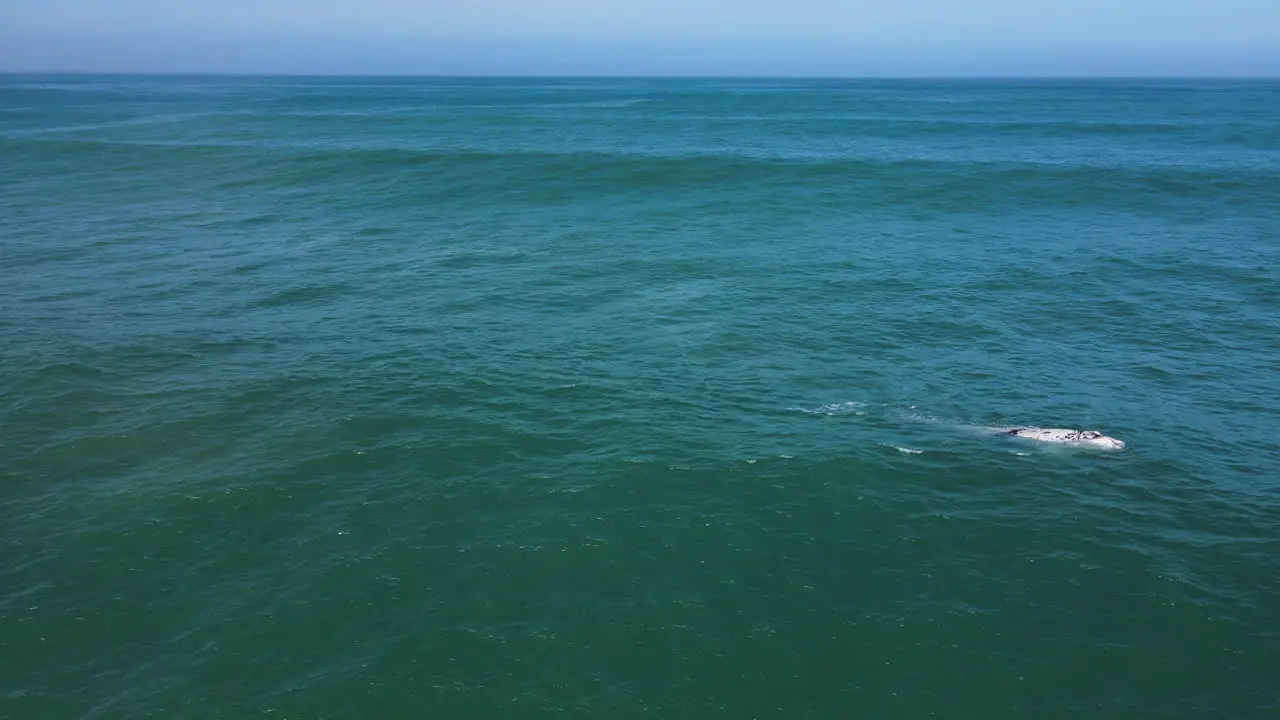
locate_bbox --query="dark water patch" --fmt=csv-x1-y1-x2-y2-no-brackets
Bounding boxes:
249,280,358,309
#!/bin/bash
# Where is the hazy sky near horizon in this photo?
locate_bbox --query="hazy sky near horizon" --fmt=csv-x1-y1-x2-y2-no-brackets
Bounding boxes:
3,0,1279,75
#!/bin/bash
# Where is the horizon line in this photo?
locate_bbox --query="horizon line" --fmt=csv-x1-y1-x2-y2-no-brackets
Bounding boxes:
4,71,1279,80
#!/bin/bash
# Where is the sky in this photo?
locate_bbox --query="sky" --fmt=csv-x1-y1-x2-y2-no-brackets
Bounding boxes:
2,0,1279,76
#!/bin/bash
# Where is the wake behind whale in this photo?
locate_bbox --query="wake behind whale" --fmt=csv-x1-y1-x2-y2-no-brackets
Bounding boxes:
794,401,1128,452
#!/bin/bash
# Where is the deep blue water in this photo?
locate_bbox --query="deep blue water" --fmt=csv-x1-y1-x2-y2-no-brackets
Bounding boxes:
2,76,1279,719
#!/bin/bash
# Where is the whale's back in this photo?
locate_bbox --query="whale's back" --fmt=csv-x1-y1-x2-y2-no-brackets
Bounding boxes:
1003,427,1126,450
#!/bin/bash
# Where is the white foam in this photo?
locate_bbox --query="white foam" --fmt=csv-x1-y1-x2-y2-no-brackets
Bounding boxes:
894,446,923,455
793,401,866,416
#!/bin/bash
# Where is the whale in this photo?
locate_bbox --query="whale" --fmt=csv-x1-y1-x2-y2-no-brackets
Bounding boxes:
792,402,1129,452
997,427,1126,450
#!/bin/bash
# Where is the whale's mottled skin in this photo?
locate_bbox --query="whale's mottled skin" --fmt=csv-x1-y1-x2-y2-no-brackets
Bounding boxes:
999,427,1126,450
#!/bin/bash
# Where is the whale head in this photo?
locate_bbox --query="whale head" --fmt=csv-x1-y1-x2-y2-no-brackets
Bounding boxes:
1077,430,1126,450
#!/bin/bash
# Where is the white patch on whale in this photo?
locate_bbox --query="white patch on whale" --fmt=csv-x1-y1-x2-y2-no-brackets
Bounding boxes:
996,427,1126,450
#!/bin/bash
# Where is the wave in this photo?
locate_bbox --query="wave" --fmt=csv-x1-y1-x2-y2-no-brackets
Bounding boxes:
6,141,1251,213
791,401,868,416
4,134,1272,183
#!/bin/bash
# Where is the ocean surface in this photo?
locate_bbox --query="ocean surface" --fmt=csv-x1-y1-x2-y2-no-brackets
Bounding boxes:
2,76,1278,719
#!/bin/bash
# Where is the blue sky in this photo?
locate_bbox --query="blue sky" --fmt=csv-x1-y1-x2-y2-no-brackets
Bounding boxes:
2,0,1278,75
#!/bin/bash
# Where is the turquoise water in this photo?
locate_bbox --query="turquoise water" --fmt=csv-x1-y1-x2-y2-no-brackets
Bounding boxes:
2,76,1279,718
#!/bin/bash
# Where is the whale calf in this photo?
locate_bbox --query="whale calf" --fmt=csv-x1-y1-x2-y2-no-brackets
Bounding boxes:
998,427,1126,450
